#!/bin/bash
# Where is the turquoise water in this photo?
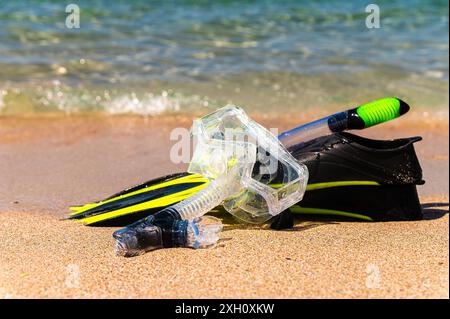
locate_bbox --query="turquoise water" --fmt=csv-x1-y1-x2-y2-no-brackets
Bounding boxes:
0,0,448,114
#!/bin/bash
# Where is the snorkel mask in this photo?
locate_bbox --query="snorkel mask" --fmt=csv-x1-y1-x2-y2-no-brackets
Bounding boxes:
113,105,308,256
189,105,308,223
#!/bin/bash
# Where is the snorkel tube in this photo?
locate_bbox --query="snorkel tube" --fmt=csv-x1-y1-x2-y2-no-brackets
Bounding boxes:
113,97,409,257
279,97,409,148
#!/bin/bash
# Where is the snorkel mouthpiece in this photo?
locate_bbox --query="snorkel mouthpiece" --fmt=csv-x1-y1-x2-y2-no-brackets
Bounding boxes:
113,210,178,257
114,223,161,257
113,208,223,256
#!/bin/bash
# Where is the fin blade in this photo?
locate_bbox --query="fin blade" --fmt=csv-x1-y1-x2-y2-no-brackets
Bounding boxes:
79,184,206,225
68,173,208,219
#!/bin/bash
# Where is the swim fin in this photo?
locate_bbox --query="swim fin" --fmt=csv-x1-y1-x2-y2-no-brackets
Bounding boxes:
69,132,424,226
270,132,424,229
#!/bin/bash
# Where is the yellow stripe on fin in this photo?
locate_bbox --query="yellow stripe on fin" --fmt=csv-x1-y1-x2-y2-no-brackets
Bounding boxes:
70,174,208,216
80,184,206,225
290,206,373,221
270,180,380,191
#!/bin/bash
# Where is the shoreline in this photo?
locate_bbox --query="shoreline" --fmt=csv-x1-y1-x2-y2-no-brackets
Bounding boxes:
0,108,448,142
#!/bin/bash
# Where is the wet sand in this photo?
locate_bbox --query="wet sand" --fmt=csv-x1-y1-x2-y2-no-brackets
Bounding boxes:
0,113,448,298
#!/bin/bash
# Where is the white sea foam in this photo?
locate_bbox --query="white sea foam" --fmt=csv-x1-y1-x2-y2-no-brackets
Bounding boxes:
105,91,182,115
0,91,5,112
0,80,216,115
103,91,215,115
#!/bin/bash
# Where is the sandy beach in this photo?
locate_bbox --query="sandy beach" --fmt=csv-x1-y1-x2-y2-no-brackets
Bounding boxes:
0,113,448,298
0,0,448,302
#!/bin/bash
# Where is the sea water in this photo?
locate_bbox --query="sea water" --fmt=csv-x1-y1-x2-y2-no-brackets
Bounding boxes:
0,0,448,115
